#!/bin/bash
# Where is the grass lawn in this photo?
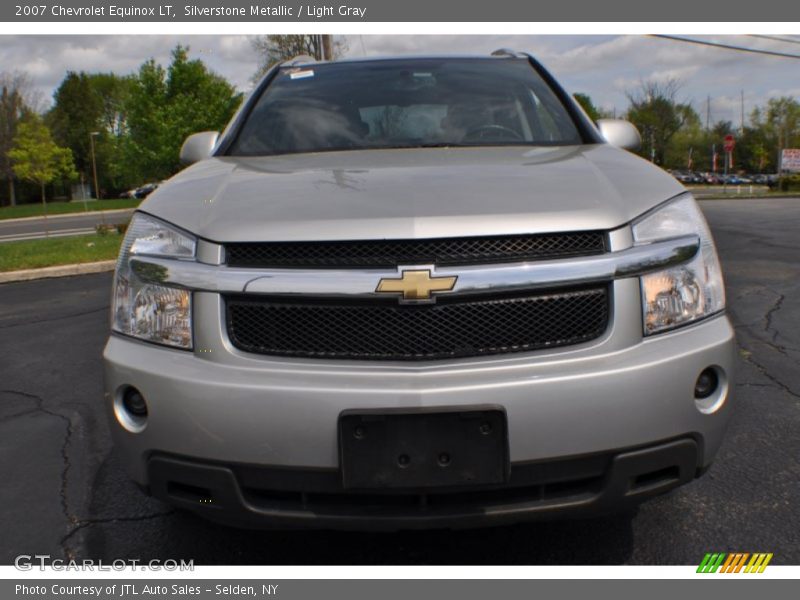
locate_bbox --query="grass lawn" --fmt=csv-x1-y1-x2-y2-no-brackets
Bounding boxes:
0,198,140,221
0,233,123,272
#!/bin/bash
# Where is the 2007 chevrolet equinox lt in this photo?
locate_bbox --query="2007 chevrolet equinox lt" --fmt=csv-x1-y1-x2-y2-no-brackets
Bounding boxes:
103,51,734,529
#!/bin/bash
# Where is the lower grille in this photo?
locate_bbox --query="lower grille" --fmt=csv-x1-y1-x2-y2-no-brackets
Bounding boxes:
225,287,610,361
234,450,611,513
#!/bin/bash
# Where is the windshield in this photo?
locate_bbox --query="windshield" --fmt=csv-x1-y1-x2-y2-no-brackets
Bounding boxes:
228,58,583,156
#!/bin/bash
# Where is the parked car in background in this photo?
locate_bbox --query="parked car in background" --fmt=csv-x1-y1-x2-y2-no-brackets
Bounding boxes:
723,175,748,185
120,183,160,199
752,174,779,186
671,170,694,184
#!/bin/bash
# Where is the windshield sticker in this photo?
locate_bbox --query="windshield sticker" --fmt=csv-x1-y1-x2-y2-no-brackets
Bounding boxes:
289,70,315,80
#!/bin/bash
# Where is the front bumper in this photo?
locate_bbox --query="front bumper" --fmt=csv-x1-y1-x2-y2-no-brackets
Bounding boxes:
147,438,700,530
103,278,735,526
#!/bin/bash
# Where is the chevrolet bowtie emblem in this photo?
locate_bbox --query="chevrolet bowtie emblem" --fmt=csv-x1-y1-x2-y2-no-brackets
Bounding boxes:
376,269,458,302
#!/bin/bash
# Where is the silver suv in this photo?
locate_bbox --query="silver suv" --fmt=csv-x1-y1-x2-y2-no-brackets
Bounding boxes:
104,52,734,529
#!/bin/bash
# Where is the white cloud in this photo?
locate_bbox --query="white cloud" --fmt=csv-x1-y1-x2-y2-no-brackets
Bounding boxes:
0,34,797,125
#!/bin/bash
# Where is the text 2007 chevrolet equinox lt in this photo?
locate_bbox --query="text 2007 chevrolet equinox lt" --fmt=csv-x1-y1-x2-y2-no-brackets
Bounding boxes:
103,51,734,529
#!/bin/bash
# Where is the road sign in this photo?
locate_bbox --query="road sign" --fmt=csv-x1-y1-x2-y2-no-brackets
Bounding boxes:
723,135,735,152
781,148,800,173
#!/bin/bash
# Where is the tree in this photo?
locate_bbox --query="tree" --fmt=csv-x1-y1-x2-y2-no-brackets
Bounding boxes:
573,93,602,123
90,72,134,137
123,45,242,182
738,125,772,173
250,35,348,81
663,105,704,170
9,114,77,209
626,79,692,165
764,97,800,169
48,71,135,196
48,72,102,179
0,71,39,206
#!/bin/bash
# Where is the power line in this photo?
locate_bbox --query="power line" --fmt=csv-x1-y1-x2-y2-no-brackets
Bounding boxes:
651,35,800,60
748,34,800,46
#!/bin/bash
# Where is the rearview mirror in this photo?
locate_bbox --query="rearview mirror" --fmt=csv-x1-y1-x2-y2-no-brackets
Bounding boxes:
179,131,219,165
596,119,641,151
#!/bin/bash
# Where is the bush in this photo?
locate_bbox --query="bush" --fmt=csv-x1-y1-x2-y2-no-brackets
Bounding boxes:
778,175,800,191
95,223,118,236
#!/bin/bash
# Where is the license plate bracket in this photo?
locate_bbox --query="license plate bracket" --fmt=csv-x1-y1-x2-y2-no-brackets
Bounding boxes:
339,407,508,490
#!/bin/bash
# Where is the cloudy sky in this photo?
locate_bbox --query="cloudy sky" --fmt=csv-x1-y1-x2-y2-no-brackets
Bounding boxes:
2,34,799,124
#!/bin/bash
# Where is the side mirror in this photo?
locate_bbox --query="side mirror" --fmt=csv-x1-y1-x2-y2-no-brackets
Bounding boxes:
596,119,641,151
179,131,219,165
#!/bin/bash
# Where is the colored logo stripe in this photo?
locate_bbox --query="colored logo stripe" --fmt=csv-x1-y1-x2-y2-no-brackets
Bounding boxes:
697,553,773,573
721,553,749,573
697,553,726,573
745,553,773,573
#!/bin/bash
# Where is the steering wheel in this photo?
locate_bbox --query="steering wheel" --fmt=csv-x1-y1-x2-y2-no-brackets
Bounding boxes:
463,125,523,142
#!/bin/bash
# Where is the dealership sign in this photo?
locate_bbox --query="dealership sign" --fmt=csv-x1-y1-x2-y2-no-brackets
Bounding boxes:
781,149,800,172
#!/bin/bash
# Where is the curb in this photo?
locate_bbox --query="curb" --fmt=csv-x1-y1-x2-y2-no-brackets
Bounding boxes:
698,195,800,201
0,208,136,224
0,260,116,284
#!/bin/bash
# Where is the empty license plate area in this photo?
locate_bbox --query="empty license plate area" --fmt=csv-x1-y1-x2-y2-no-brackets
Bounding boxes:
339,408,508,490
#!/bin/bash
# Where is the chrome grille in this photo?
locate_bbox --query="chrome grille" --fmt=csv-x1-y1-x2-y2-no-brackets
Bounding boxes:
225,231,607,269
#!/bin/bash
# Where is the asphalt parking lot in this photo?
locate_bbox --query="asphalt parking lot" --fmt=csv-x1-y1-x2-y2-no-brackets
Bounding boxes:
1,197,798,565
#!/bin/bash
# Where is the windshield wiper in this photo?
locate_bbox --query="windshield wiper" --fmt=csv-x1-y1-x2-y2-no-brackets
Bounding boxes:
384,142,478,149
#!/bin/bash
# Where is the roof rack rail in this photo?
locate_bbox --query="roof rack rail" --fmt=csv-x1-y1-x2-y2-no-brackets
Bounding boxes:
490,48,524,58
282,54,317,66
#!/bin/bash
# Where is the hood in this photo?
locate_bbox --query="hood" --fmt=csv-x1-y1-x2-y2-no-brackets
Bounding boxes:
140,145,685,242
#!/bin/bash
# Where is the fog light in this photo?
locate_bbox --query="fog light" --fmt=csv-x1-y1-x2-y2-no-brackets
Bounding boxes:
123,387,148,417
694,368,719,399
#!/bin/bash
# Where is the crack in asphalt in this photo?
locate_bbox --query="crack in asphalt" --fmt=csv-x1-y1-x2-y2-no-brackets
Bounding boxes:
60,511,176,560
731,285,800,368
729,285,800,399
736,382,780,389
0,407,44,422
739,352,800,400
1,392,176,560
751,333,800,360
734,322,800,355
0,306,108,331
0,389,75,531
763,290,787,345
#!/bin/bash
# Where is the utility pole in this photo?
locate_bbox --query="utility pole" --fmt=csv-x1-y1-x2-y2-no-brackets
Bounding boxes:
740,90,745,135
706,95,711,131
321,34,333,61
90,131,105,227
312,35,321,60
649,130,656,163
89,131,100,201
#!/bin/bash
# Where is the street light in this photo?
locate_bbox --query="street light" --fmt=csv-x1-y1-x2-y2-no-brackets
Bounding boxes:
89,131,105,227
89,131,101,201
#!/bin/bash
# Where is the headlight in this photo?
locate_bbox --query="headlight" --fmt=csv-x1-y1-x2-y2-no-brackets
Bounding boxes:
633,194,725,335
112,213,195,349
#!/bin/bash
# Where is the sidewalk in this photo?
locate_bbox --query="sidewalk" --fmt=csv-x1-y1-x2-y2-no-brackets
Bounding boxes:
0,207,135,224
0,260,116,284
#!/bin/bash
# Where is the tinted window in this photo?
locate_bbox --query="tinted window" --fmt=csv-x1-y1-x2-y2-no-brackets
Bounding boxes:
229,58,582,156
